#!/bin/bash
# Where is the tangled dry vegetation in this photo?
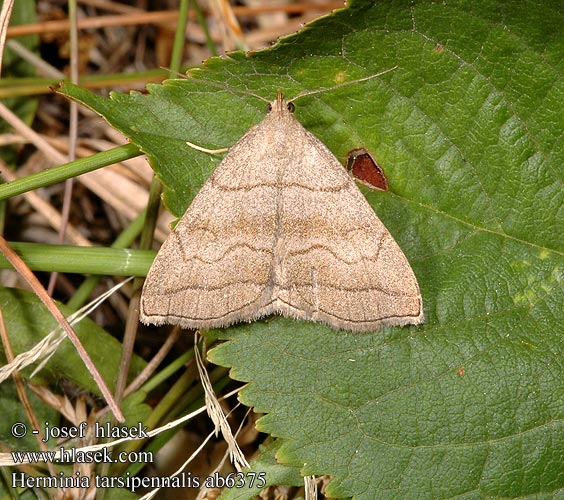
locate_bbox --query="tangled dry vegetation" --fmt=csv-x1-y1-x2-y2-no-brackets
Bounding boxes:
0,1,341,499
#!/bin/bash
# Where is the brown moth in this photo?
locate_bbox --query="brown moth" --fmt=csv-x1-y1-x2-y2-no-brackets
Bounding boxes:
140,76,423,332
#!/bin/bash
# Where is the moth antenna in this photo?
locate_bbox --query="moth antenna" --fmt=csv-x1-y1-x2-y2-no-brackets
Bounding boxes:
163,66,397,105
162,67,270,103
289,65,398,103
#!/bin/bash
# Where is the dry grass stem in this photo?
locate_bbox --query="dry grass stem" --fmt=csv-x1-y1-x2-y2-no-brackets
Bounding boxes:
194,334,249,471
1,2,343,497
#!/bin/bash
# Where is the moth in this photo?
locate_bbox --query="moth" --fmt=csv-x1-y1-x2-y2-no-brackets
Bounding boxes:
140,71,423,332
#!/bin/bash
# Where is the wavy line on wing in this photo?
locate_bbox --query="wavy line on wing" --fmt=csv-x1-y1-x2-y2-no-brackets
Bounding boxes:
211,177,350,192
161,279,419,298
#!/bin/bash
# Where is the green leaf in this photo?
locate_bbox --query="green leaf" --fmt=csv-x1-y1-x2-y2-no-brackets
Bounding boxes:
0,288,146,397
217,440,303,500
59,0,564,498
0,379,59,451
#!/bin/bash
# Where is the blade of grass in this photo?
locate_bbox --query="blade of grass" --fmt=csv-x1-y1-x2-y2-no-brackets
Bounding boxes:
0,143,142,199
0,242,154,276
